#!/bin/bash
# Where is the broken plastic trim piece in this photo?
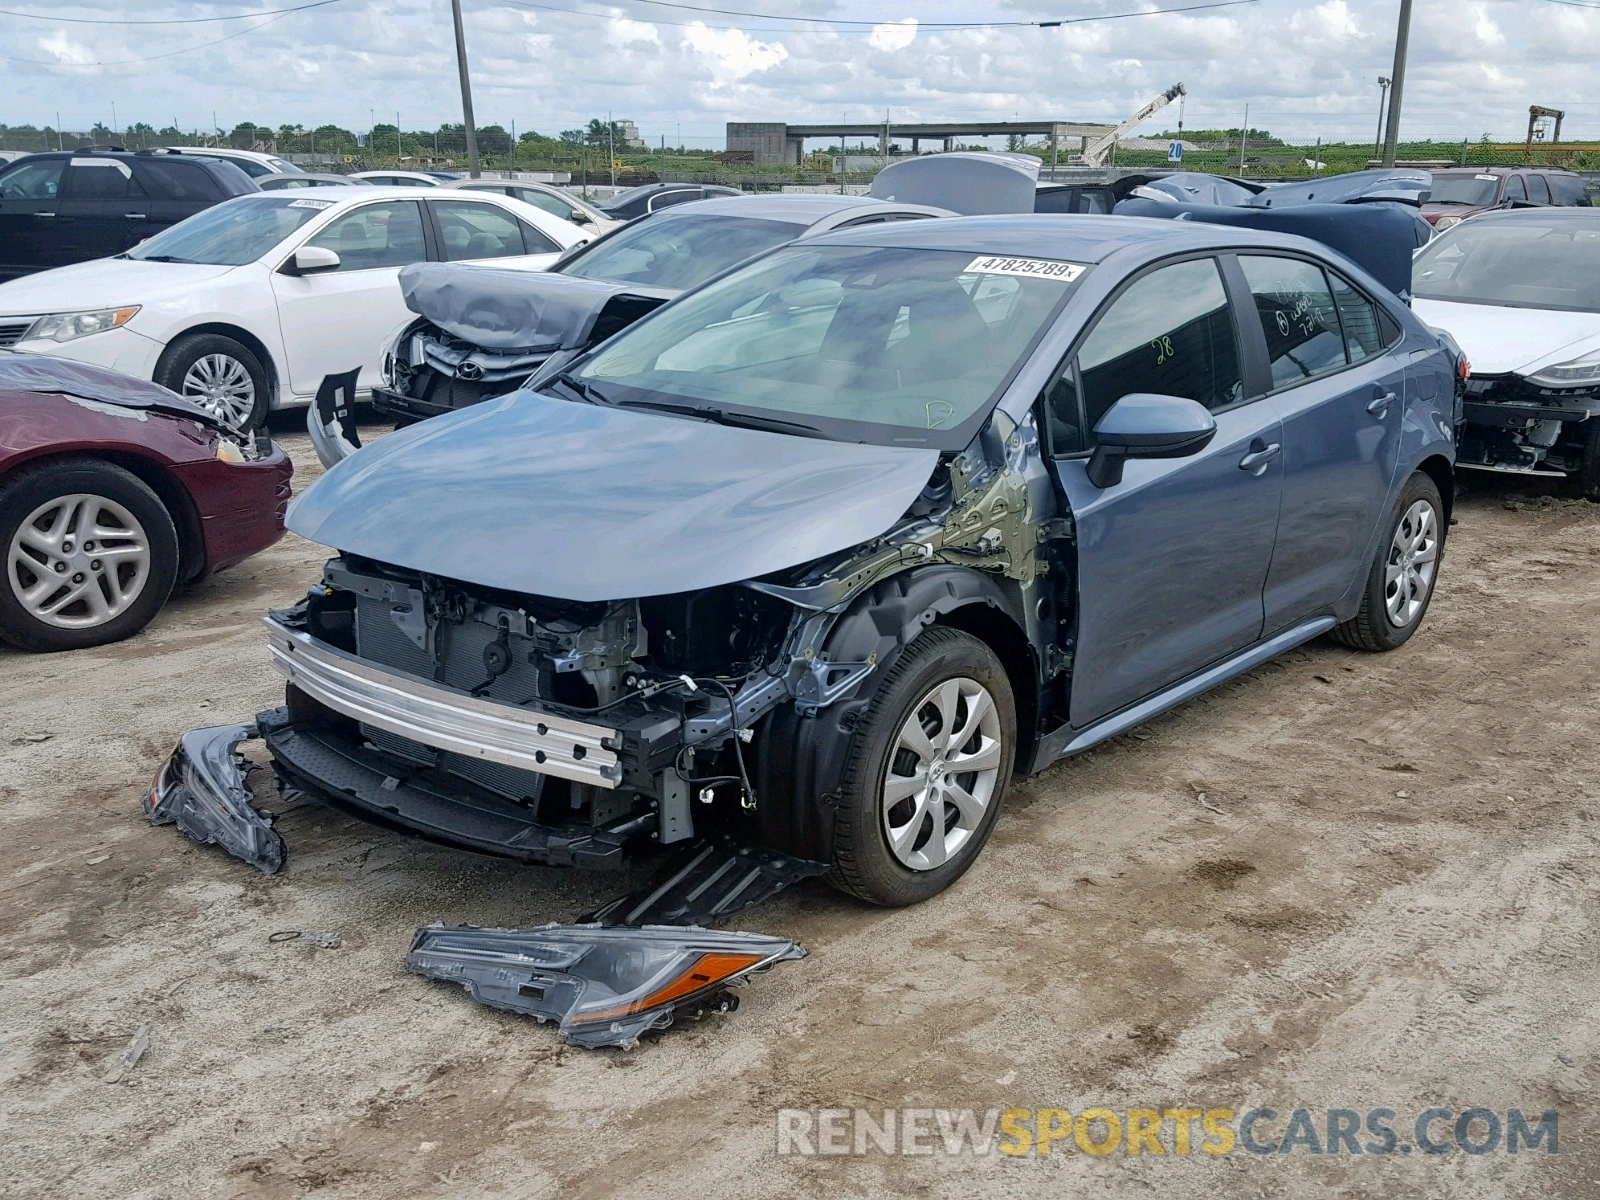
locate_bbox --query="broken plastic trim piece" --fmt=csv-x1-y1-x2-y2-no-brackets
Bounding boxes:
582,837,828,927
142,723,285,874
406,923,806,1049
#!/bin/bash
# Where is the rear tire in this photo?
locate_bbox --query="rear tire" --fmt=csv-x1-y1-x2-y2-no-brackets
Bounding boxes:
829,627,1016,906
1330,471,1444,653
155,332,270,433
0,459,179,652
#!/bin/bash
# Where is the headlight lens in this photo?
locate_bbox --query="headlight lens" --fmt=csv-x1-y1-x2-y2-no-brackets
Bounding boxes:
1527,348,1600,388
1433,215,1462,231
26,306,140,343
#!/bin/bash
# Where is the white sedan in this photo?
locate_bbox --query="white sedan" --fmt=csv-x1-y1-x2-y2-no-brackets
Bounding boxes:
0,186,590,430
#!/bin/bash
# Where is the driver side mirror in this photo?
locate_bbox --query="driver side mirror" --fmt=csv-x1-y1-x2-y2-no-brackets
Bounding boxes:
1086,393,1218,488
282,245,341,276
568,211,593,225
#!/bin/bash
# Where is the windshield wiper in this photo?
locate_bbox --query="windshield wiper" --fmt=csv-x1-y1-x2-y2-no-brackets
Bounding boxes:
548,372,611,405
134,255,198,264
611,397,821,436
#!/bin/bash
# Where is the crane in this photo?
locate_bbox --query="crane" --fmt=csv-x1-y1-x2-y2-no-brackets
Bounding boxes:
1073,83,1187,167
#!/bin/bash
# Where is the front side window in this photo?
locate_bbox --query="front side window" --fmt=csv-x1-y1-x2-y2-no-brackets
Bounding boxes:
560,213,806,291
1504,175,1527,202
576,244,1082,447
1239,256,1346,387
1066,257,1243,450
1528,174,1552,204
126,194,328,264
133,159,224,201
0,158,65,200
307,200,426,270
433,199,529,261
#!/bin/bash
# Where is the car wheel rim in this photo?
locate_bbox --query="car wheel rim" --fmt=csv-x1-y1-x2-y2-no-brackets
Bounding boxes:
181,352,256,429
6,493,151,629
881,676,1004,872
1384,498,1439,628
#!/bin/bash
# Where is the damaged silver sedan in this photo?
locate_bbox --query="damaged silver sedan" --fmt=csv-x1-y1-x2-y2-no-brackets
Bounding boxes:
168,212,1458,908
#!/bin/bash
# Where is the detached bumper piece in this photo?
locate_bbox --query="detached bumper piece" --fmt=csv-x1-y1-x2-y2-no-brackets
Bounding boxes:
583,837,828,927
406,923,806,1049
143,723,285,874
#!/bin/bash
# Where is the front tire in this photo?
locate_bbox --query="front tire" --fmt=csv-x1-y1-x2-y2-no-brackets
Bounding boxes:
1331,471,1444,652
829,626,1016,906
155,332,270,433
0,459,179,652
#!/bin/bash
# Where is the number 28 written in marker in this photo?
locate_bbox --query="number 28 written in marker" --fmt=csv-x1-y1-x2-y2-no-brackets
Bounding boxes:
1150,335,1176,364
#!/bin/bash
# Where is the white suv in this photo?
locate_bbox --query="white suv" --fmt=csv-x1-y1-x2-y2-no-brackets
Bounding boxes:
163,147,303,179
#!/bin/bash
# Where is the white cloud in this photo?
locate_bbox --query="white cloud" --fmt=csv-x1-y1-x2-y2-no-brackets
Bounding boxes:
38,30,95,67
680,23,788,80
606,18,661,49
869,19,919,53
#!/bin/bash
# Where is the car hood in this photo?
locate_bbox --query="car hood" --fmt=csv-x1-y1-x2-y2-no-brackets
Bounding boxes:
398,262,673,351
0,257,240,315
0,349,216,423
286,390,940,601
1412,298,1600,375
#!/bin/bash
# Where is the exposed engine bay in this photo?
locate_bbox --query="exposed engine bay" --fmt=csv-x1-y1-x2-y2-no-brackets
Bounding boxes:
1457,372,1600,484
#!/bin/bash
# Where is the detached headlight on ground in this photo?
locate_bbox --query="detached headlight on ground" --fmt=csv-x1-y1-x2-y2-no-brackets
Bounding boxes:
407,923,807,1049
26,306,140,343
1527,348,1600,388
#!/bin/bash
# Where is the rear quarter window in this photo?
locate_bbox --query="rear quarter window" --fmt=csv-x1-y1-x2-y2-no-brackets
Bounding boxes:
134,160,225,201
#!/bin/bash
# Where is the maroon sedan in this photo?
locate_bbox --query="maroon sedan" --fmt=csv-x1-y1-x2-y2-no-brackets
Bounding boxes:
1,351,291,651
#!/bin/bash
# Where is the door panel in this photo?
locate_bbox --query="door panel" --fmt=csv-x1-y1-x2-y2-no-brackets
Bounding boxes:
1238,256,1406,630
63,159,150,261
0,157,67,277
269,199,428,397
1060,403,1285,727
1049,255,1283,728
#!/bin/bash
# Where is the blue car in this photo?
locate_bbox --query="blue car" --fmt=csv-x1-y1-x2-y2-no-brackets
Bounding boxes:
161,213,1459,907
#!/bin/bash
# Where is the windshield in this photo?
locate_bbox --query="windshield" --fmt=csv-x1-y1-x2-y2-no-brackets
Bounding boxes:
125,195,333,265
1428,174,1501,206
574,244,1083,447
559,213,805,291
1414,220,1600,311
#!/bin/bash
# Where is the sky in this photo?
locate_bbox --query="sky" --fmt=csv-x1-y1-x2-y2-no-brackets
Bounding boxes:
2,0,1596,149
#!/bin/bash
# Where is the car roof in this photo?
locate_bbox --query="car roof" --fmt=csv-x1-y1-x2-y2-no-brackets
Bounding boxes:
801,212,1250,263
656,193,907,222
1431,165,1579,177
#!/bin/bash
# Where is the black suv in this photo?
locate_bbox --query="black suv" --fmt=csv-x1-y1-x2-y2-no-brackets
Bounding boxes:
0,150,257,281
597,183,743,221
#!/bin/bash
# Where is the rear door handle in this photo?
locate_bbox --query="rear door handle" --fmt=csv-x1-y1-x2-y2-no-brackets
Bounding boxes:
1367,390,1397,415
124,213,147,220
1239,441,1281,474
34,212,55,218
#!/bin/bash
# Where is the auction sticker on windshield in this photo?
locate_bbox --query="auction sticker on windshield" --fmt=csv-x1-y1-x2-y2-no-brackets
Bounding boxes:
966,256,1085,282
288,199,336,210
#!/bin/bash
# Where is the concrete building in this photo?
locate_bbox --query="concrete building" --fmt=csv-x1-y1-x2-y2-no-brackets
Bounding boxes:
727,119,1116,166
617,120,647,151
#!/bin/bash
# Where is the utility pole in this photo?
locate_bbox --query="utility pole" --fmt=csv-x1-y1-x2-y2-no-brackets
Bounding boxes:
608,111,615,189
1373,76,1391,162
450,0,481,177
397,111,401,162
1380,0,1413,168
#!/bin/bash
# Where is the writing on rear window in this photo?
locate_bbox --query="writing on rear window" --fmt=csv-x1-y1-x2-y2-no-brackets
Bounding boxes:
965,256,1085,282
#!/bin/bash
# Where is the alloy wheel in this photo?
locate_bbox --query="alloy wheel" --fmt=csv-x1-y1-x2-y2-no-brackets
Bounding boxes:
6,493,151,629
881,676,1004,871
1384,498,1439,628
181,352,257,429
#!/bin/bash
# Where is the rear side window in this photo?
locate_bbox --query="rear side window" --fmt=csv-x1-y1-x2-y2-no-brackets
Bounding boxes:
1528,174,1552,205
515,189,573,219
66,160,142,200
307,200,427,270
0,158,65,199
517,219,559,254
134,160,224,201
1504,175,1527,202
433,199,531,260
232,159,272,178
1058,257,1244,451
1328,272,1386,362
1239,256,1346,387
648,189,699,212
1546,174,1589,206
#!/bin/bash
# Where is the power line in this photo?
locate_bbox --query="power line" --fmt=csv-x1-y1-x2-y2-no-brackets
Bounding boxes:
0,0,352,23
0,10,295,67
496,0,1259,34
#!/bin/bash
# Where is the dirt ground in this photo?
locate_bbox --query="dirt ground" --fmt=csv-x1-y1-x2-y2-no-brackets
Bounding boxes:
2,424,1597,1199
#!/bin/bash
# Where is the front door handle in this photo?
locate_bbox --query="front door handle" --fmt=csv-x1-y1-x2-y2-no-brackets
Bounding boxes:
34,212,56,218
1239,440,1281,474
1367,390,1397,415
124,212,147,220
